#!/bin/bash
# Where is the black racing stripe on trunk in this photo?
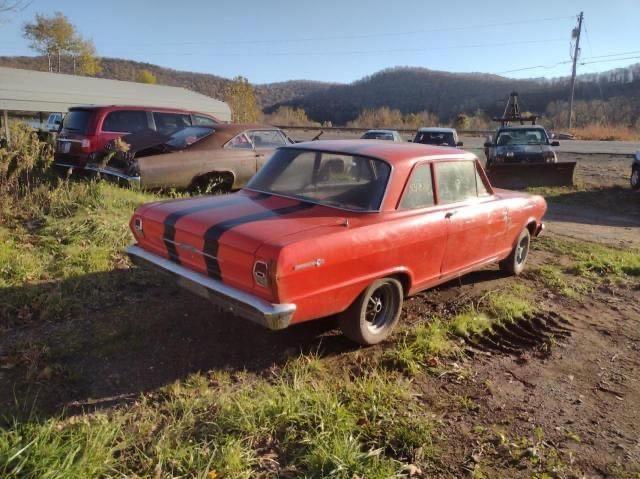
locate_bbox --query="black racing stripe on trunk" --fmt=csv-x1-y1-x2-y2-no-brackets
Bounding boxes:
163,192,270,264
202,202,315,280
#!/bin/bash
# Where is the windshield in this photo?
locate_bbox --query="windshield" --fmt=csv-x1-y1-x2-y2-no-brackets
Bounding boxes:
496,128,548,146
247,148,391,211
361,131,395,141
415,131,455,146
62,109,94,133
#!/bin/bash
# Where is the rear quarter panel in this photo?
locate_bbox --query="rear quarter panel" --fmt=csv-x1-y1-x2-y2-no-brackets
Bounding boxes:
258,213,445,324
138,149,256,189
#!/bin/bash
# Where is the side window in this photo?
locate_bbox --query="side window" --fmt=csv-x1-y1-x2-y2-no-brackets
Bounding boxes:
102,110,148,133
247,130,287,148
192,115,216,126
225,132,253,149
153,112,191,135
435,161,478,205
400,164,435,209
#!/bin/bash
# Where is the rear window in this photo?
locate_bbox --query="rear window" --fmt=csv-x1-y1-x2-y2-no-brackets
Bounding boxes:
62,110,94,133
192,115,216,127
102,110,149,133
435,161,485,204
153,112,192,135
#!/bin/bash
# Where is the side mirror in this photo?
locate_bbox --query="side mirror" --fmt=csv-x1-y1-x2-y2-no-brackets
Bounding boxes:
457,141,464,147
483,141,492,148
551,140,560,147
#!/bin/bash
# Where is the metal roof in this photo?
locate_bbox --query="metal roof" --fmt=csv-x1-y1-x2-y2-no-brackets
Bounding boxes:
0,67,231,121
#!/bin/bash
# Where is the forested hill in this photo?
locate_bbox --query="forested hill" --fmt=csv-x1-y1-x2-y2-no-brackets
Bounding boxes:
267,66,640,124
1,56,639,125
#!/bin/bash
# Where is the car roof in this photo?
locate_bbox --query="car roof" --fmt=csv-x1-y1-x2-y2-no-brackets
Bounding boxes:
417,127,457,133
364,129,398,134
68,105,215,116
286,139,474,166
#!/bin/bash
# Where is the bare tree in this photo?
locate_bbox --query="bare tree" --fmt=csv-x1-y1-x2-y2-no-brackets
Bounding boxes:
0,0,32,13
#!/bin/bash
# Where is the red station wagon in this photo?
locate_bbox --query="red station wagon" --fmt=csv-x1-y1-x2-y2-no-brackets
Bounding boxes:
54,105,219,169
127,141,546,345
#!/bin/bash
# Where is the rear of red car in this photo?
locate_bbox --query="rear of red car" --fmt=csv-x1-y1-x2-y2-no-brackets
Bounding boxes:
55,107,100,168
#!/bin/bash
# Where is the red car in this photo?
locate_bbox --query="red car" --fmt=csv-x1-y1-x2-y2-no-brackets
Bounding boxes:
54,105,219,170
127,141,546,345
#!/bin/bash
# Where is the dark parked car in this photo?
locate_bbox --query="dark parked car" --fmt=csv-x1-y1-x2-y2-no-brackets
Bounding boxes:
413,128,462,147
83,123,293,192
484,125,558,167
360,129,403,142
54,105,220,170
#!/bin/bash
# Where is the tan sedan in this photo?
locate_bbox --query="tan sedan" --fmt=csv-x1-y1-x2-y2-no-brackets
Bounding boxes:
85,123,293,192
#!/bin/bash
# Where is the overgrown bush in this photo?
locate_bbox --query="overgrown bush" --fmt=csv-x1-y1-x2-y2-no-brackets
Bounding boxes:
0,122,55,196
263,106,320,127
347,107,440,129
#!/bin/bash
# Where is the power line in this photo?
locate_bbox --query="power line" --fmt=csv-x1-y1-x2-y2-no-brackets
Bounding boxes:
102,15,576,47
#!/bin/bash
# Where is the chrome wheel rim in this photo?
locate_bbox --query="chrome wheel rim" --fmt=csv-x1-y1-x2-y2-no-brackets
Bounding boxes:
516,235,529,265
365,284,396,333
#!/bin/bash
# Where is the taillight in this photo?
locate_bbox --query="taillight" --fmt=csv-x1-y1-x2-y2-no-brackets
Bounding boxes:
253,261,269,287
133,216,144,237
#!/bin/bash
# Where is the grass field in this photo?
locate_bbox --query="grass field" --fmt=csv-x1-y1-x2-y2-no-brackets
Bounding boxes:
1,126,639,477
1,178,639,478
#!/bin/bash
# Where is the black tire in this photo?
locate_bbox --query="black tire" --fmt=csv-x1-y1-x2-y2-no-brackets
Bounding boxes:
339,278,403,345
190,173,233,195
631,167,640,191
499,228,531,276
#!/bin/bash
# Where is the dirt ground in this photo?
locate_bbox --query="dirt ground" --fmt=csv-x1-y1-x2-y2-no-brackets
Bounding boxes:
1,152,639,477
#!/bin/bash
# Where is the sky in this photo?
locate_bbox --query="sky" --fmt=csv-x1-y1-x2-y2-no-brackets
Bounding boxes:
1,0,639,84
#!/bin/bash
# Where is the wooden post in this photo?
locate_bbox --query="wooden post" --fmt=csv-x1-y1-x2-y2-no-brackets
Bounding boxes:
2,109,9,147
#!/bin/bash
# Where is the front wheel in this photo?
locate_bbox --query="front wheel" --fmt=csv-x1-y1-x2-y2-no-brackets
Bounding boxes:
631,168,640,191
499,228,531,276
339,278,403,345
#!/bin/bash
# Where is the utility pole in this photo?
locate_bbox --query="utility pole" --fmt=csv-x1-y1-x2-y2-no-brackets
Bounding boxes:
568,11,584,129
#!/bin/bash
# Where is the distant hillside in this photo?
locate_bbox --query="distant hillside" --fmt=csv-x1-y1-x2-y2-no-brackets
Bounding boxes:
1,56,639,126
268,66,640,124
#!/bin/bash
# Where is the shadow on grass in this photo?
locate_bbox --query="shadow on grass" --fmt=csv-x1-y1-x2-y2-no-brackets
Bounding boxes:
0,268,356,422
543,186,640,227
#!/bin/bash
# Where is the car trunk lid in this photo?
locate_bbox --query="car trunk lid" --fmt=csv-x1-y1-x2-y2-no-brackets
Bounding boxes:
135,191,342,296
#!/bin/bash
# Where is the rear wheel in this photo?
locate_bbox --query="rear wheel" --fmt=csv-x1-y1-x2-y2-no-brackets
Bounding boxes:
339,278,403,345
190,172,233,195
499,228,531,276
631,167,640,191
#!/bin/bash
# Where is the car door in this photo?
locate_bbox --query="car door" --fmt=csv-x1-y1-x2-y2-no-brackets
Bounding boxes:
394,162,448,288
246,129,289,171
435,160,504,275
99,109,150,151
218,131,259,186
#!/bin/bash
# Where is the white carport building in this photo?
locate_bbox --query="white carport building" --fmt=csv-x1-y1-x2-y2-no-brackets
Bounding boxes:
0,66,231,145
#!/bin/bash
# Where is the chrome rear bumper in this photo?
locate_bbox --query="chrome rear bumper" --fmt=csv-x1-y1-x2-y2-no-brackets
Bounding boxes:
126,245,295,330
55,162,141,186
